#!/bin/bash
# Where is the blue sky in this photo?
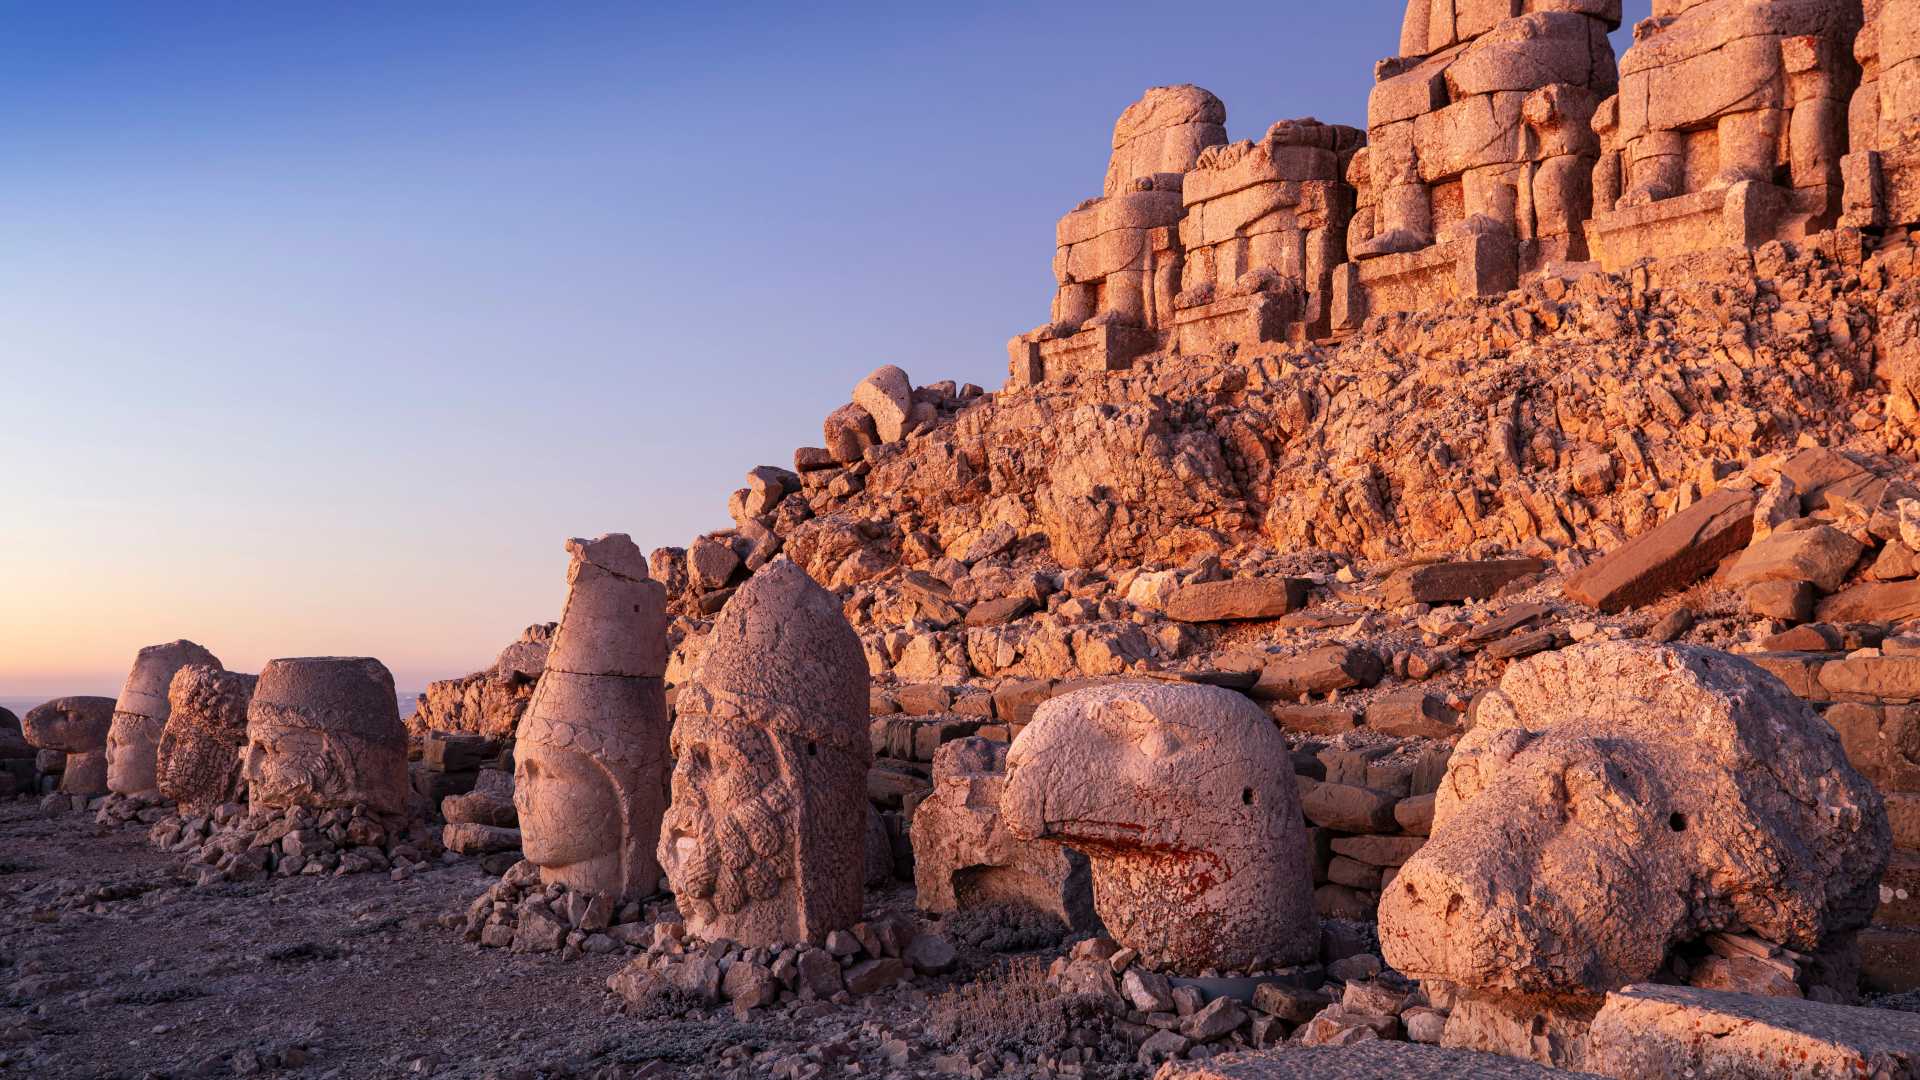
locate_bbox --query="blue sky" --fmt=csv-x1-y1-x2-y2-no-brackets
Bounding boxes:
0,2,1651,695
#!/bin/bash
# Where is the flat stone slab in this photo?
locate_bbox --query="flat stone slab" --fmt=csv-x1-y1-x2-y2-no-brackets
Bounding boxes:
1383,559,1545,606
1153,1042,1603,1078
1165,578,1311,622
1564,488,1755,612
1586,983,1920,1077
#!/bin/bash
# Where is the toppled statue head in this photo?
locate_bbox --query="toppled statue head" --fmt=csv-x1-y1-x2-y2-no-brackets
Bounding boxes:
1002,681,1317,974
1379,643,1889,997
106,639,222,796
23,696,116,796
157,664,258,815
242,656,408,817
512,533,670,904
659,558,870,946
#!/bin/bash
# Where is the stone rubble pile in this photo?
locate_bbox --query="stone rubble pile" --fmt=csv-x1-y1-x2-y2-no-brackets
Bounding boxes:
605,912,957,1015
146,799,440,886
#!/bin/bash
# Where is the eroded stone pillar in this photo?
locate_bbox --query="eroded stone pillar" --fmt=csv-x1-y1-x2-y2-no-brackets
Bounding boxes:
107,640,221,796
512,533,670,905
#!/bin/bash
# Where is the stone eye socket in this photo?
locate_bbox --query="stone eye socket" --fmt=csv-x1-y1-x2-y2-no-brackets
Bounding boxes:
1241,787,1254,806
1668,812,1687,832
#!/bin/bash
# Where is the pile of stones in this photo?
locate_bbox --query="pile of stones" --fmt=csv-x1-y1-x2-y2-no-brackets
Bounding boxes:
89,791,172,826
460,859,654,955
148,802,439,886
605,913,958,1016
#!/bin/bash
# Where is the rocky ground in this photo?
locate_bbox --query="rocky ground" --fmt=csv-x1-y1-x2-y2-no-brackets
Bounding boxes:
0,802,1158,1080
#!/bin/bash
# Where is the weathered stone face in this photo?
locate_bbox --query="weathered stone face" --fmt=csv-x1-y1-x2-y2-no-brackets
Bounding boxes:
1002,681,1317,974
658,558,870,946
512,533,670,905
1379,643,1889,997
156,664,258,815
106,639,222,796
22,696,116,796
242,656,408,817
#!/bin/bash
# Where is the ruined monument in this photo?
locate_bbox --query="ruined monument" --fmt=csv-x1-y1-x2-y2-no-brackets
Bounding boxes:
1009,85,1228,383
1172,118,1364,349
1002,681,1317,974
106,639,222,796
1589,0,1865,269
21,696,116,796
155,664,258,815
1379,643,1890,1066
241,656,409,817
512,533,670,905
658,558,870,946
1844,0,1920,230
909,735,1095,932
1333,0,1620,327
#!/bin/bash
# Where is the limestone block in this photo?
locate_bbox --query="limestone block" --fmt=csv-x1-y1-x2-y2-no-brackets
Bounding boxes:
1102,84,1227,198
1380,644,1889,999
1726,524,1864,593
1003,682,1317,974
854,364,914,444
1585,983,1920,1078
21,696,115,796
156,665,257,815
243,656,409,816
107,639,222,796
659,558,870,946
1563,488,1755,611
908,737,1094,931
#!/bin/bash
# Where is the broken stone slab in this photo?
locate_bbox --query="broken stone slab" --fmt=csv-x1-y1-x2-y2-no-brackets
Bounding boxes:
1365,690,1459,738
1745,580,1815,622
1818,657,1920,703
1164,578,1311,622
1817,579,1920,623
443,822,523,856
1726,525,1865,595
1484,628,1561,660
1584,983,1920,1079
1563,488,1756,612
1780,447,1889,513
1267,704,1360,736
1150,1041,1604,1077
1252,646,1383,700
1328,835,1425,868
1298,780,1398,833
964,595,1035,627
1382,559,1546,606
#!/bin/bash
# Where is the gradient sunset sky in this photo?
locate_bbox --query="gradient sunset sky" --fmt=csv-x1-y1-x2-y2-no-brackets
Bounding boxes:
0,2,1651,698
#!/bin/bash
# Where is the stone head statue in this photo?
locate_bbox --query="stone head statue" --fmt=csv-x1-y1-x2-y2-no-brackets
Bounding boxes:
22,696,116,796
106,639,222,796
1103,84,1228,198
157,664,258,815
513,533,670,904
659,558,870,947
1002,681,1317,974
1379,643,1889,997
242,656,408,817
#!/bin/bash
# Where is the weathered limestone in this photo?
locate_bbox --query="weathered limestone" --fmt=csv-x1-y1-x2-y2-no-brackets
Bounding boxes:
155,665,258,814
1589,0,1865,270
1335,1,1620,327
1844,0,1920,231
513,533,670,905
1585,983,1920,1078
909,736,1095,931
658,558,871,946
1563,487,1756,611
1002,681,1317,974
107,639,222,796
242,656,409,817
1379,643,1889,1067
1010,86,1228,384
21,696,116,796
1173,118,1364,347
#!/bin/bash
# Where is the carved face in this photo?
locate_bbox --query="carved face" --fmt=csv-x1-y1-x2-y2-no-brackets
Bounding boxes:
241,722,402,814
105,712,163,794
659,715,794,926
514,741,619,869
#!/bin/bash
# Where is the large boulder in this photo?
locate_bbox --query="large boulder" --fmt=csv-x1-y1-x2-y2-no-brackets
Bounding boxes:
1002,681,1316,974
1380,642,1888,999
